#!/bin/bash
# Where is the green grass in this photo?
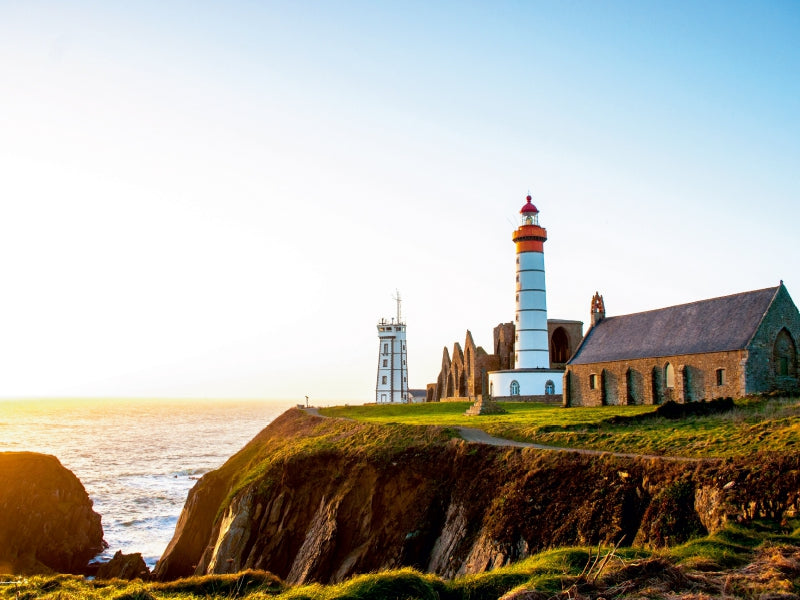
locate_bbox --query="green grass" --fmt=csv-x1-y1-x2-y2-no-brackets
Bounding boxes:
319,396,800,458
667,518,800,570
213,410,457,518
4,520,796,600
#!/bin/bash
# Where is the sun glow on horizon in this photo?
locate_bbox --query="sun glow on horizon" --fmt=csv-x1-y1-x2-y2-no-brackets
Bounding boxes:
0,2,797,401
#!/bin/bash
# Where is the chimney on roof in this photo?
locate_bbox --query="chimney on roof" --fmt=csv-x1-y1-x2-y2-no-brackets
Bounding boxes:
591,292,605,327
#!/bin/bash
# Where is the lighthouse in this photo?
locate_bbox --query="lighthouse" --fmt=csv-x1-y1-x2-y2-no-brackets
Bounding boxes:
487,194,564,400
514,195,550,369
375,291,408,403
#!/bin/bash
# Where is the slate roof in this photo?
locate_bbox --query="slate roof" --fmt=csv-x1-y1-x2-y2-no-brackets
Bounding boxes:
568,286,779,365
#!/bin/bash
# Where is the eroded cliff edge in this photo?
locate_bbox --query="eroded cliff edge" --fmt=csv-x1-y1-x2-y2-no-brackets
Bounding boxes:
0,451,105,574
153,408,800,584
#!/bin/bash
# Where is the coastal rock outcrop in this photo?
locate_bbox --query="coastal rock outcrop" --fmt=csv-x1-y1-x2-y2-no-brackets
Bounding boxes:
0,452,105,574
154,408,800,584
96,551,150,580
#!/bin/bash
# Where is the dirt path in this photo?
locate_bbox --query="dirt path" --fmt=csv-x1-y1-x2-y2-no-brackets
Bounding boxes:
455,426,702,462
301,407,704,463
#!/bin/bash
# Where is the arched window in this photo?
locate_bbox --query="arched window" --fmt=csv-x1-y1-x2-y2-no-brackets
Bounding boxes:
545,380,555,395
665,363,675,388
510,380,520,396
550,327,570,364
773,328,797,378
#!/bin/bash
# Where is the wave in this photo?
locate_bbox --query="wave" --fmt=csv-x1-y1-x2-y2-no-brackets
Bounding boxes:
171,468,210,477
2,399,289,568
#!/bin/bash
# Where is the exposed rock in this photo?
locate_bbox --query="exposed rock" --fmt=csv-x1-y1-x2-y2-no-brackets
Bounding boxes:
96,551,150,580
153,408,800,585
0,452,105,574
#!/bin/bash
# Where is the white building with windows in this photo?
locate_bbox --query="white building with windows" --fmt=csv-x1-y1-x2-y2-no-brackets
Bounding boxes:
375,293,408,403
488,195,565,401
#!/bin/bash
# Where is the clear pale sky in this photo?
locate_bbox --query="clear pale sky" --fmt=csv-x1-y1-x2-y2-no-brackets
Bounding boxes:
1,2,798,402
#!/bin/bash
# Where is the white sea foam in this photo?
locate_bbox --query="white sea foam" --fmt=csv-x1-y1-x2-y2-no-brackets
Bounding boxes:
0,398,295,569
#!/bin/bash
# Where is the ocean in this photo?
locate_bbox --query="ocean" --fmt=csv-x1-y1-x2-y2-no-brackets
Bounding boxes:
0,398,297,569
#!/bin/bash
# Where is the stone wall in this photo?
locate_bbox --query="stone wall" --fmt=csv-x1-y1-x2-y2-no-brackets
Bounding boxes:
564,350,749,407
547,320,584,368
745,284,800,394
426,384,437,403
428,320,583,402
564,284,800,407
492,394,562,405
493,322,515,370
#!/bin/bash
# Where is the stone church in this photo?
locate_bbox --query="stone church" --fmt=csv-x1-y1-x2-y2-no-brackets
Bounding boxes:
564,283,800,406
426,319,583,403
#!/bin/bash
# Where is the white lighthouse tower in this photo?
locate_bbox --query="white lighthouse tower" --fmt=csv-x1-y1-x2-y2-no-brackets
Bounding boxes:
488,194,563,400
514,195,550,369
375,291,408,403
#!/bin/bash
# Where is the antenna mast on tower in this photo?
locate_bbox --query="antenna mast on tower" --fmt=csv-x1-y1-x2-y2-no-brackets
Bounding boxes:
393,289,403,323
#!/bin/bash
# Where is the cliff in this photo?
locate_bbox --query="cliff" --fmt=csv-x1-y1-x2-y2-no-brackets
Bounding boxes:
154,408,800,584
0,452,105,574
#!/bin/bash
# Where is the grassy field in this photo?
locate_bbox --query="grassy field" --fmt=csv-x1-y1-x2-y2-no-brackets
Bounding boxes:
319,395,800,458
3,519,797,599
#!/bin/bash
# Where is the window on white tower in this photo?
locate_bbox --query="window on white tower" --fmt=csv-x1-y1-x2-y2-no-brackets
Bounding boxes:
382,376,387,384
383,343,388,354
383,359,387,367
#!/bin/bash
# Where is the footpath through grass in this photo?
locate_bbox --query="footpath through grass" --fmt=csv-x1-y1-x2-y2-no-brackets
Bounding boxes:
319,396,800,458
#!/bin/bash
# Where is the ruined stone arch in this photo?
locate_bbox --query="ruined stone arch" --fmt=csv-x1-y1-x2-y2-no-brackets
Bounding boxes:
451,343,465,397
550,327,571,364
773,328,797,378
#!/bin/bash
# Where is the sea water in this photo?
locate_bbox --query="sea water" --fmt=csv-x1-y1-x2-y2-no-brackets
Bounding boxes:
0,398,297,569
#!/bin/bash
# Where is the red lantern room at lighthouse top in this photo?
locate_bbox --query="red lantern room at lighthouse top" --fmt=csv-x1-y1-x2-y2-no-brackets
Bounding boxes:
512,195,548,253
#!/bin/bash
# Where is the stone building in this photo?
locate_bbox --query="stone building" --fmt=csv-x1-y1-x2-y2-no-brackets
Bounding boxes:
426,319,583,402
564,284,800,406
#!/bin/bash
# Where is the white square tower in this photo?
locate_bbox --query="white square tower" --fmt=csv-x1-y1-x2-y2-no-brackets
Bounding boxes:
375,291,408,403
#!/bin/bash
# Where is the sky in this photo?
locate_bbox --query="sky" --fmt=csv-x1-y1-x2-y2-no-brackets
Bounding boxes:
0,1,798,402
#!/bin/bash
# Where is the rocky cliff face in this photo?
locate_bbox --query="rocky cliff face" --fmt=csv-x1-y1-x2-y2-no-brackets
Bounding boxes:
0,452,105,574
154,409,800,584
